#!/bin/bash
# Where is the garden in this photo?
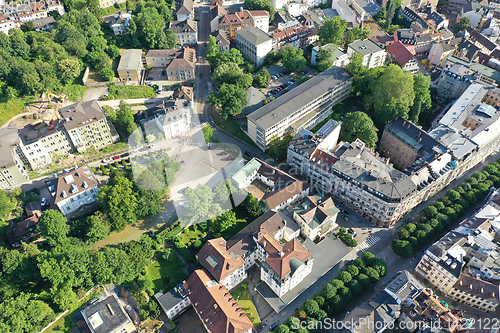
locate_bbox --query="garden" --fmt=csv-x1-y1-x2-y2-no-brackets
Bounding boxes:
392,159,500,259
231,283,261,329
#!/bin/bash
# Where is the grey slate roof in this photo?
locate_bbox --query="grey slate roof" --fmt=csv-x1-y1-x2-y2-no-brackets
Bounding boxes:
236,26,272,45
117,49,142,72
82,295,132,333
59,100,106,131
348,38,384,56
0,128,20,168
247,66,351,130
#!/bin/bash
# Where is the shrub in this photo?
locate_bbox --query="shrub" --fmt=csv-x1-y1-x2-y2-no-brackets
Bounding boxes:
337,271,352,284
303,300,319,317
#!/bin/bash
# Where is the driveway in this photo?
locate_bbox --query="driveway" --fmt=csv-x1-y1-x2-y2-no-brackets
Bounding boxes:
82,87,109,102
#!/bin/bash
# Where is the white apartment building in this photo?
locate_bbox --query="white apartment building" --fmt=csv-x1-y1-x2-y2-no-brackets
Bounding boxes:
235,26,273,66
153,100,192,139
311,44,349,67
110,11,131,36
169,19,197,46
247,66,352,150
155,285,192,319
0,17,20,34
197,210,313,298
0,128,30,188
290,194,339,241
50,165,100,216
347,39,387,68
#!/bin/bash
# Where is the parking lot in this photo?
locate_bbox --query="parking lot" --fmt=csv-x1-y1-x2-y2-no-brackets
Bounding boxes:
262,65,314,99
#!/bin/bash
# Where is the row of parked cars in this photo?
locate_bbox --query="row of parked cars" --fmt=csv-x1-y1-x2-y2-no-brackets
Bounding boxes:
270,70,290,80
267,80,294,97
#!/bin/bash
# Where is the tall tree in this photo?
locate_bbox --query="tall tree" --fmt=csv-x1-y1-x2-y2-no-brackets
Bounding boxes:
211,62,252,88
207,83,247,119
316,48,333,72
134,8,167,48
453,17,471,33
0,190,14,221
56,58,81,84
85,212,111,244
37,210,70,247
340,112,378,148
343,26,371,49
184,184,222,224
278,45,307,72
318,17,347,46
365,64,415,126
116,101,138,136
97,175,138,231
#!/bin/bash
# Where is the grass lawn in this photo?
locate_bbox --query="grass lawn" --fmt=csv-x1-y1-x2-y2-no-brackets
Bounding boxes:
0,99,26,126
212,110,259,149
177,229,206,246
147,250,186,293
56,84,88,102
231,285,261,329
108,85,157,99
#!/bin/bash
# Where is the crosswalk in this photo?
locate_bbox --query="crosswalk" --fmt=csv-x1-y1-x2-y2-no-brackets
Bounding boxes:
356,236,381,252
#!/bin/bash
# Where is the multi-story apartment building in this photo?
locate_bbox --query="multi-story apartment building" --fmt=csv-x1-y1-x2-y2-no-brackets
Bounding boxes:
290,194,339,241
235,26,273,66
218,9,269,40
435,63,480,103
379,118,448,171
247,66,352,150
155,284,191,319
445,55,500,86
415,189,500,312
346,39,387,68
117,49,143,84
311,44,349,67
145,48,196,81
343,271,424,333
0,128,30,188
197,210,313,298
386,40,419,73
0,0,65,21
232,158,310,211
0,17,20,34
394,29,440,56
271,26,312,50
51,165,100,216
427,42,456,67
210,30,230,52
466,27,498,56
109,11,131,36
400,0,438,8
153,99,192,139
59,101,118,153
169,19,197,46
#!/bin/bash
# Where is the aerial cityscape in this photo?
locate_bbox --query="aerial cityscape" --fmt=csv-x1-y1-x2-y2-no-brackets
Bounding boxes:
0,0,500,332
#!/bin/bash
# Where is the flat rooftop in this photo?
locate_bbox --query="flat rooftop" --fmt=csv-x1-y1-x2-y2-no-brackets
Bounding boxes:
247,66,351,130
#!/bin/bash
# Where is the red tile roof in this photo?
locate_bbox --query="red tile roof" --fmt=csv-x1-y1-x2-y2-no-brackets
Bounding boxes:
387,40,415,67
197,238,245,282
262,237,312,279
185,269,253,333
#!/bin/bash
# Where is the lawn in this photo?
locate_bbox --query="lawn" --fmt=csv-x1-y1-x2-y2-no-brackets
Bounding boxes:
177,228,206,247
107,85,157,99
212,110,259,149
231,284,261,329
0,99,26,126
56,84,88,102
147,250,186,293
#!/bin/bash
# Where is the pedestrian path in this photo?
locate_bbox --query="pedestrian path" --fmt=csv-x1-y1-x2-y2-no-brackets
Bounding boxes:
357,236,381,252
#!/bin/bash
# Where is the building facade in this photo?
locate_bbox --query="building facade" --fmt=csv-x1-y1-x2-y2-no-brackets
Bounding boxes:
347,39,387,68
311,44,349,67
0,128,30,188
169,19,198,46
145,48,196,81
117,49,143,84
51,165,100,216
110,11,131,36
218,9,269,40
247,66,352,150
235,26,273,66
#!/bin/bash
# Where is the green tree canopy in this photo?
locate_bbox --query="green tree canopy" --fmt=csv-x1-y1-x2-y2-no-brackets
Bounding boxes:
318,17,348,45
184,184,222,224
453,17,471,34
211,62,252,88
38,210,70,247
207,83,248,119
343,26,370,49
339,111,378,148
278,45,307,72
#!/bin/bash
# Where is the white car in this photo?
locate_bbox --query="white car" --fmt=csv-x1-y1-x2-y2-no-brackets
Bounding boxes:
41,198,47,206
148,144,157,149
102,157,113,163
207,142,213,148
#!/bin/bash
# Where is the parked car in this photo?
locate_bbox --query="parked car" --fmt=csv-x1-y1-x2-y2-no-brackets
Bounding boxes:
180,160,185,164
146,76,154,80
148,144,157,149
207,142,213,148
341,209,349,216
102,157,112,163
112,155,120,160
288,81,293,85
270,324,278,331
41,198,47,206
266,92,272,97
121,152,130,158
244,151,251,157
280,84,286,89
348,228,357,237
